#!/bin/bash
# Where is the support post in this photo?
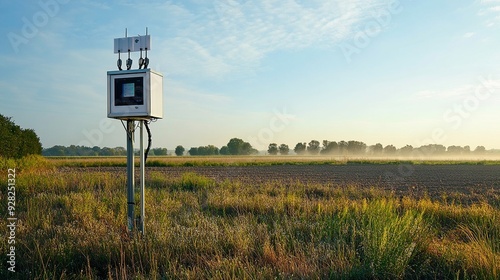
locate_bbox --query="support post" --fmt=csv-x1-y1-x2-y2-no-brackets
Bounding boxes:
139,121,145,235
126,120,135,232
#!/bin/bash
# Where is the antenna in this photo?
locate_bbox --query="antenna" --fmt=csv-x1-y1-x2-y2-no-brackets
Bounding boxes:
143,27,149,69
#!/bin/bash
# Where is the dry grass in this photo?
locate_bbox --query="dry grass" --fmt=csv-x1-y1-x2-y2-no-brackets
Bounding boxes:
0,156,499,279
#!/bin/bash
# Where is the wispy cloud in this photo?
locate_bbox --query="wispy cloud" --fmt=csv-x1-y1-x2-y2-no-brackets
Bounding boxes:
479,0,500,26
415,85,475,100
463,32,475,38
151,0,397,79
415,78,500,100
3,0,397,79
169,80,232,104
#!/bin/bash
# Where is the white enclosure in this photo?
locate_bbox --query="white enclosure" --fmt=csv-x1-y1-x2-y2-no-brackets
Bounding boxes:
114,35,151,53
107,69,163,119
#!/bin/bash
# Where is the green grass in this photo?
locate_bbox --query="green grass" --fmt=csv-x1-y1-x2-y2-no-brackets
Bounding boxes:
0,158,499,279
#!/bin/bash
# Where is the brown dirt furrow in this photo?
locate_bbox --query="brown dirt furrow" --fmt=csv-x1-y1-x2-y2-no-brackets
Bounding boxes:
61,164,500,202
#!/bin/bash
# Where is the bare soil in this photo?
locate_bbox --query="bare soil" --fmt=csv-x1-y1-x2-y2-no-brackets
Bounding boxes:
66,164,500,203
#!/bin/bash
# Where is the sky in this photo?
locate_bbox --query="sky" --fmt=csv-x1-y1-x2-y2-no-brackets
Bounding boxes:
1,0,500,151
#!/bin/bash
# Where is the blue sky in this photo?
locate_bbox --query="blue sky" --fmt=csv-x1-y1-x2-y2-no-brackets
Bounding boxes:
1,0,500,151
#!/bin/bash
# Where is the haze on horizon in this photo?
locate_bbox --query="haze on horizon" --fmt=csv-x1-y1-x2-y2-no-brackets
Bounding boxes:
1,0,500,151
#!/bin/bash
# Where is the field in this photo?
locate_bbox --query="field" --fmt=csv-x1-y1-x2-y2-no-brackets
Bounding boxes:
1,155,499,279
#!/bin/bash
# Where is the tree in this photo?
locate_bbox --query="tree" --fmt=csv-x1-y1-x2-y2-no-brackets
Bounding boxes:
347,140,367,155
101,147,115,156
321,141,338,155
188,147,198,156
198,146,208,155
446,145,472,155
474,146,486,154
226,138,255,155
447,146,465,155
0,114,42,158
369,143,383,155
268,143,278,155
320,140,330,155
294,142,306,155
208,145,219,155
197,145,219,155
307,140,321,155
250,147,259,155
43,145,66,156
398,145,413,155
279,144,289,155
220,146,229,155
43,145,129,156
19,129,42,156
152,148,168,156
114,147,126,155
384,145,397,155
338,141,348,155
175,145,185,156
419,144,446,155
227,138,244,155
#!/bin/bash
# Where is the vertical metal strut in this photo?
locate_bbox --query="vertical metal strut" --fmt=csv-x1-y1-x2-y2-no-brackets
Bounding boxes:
139,121,145,235
126,120,135,232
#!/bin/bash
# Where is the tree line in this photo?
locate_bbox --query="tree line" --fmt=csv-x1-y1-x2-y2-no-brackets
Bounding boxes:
3,111,492,159
268,140,488,156
175,138,258,156
176,139,490,157
42,138,258,157
42,138,493,157
0,114,42,158
42,145,167,156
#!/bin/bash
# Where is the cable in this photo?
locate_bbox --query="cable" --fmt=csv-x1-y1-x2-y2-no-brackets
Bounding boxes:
144,120,152,162
121,120,130,138
126,50,132,70
144,48,149,69
121,120,126,131
121,120,151,161
121,120,137,140
117,51,122,71
139,49,144,69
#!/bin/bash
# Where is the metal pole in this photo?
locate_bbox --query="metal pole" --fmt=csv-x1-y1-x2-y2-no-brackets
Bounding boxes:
126,120,135,232
139,121,145,235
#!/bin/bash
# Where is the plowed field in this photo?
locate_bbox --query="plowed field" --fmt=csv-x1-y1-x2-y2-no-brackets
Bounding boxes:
71,164,500,202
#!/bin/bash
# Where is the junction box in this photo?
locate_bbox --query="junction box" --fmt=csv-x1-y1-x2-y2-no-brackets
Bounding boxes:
107,68,163,119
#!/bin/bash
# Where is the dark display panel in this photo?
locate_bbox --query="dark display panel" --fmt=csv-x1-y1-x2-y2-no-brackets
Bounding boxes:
114,77,144,106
